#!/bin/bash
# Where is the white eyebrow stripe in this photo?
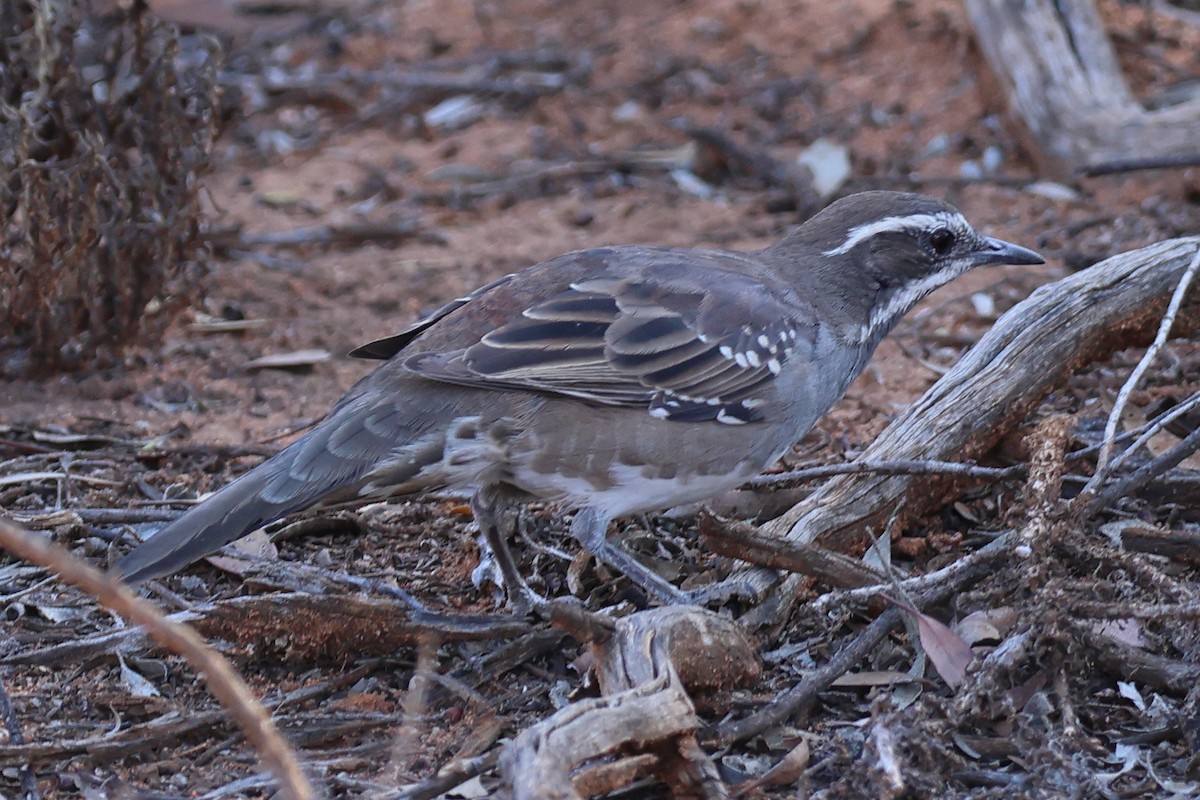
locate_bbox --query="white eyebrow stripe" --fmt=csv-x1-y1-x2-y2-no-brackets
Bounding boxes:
822,211,967,256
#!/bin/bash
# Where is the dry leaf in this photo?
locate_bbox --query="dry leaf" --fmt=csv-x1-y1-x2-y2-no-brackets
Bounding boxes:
119,653,161,698
1117,680,1147,711
831,670,924,688
891,598,974,689
206,529,278,575
1092,618,1148,649
752,738,811,790
1004,670,1047,713
953,607,1017,646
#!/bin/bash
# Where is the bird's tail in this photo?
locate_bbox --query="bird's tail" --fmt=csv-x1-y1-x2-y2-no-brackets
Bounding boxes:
116,387,450,584
116,456,306,584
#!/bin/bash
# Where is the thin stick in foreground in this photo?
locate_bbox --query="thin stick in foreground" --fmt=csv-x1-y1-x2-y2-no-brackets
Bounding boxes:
0,519,315,800
1093,245,1200,474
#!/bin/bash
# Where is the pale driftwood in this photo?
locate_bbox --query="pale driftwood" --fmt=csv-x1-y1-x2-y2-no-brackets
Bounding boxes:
964,0,1200,172
766,238,1200,553
500,607,757,799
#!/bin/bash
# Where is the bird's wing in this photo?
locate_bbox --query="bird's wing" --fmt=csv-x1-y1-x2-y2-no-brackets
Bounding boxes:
405,259,819,424
348,274,516,360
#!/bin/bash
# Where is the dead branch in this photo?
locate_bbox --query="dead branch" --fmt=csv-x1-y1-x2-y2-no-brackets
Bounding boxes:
1074,622,1200,694
189,593,531,662
1017,415,1072,553
765,238,1200,554
1070,600,1200,621
804,534,1012,618
964,0,1200,172
1,590,530,668
698,512,884,589
0,709,227,768
0,519,313,799
1107,523,1200,566
500,607,757,799
749,458,1022,489
1089,425,1200,512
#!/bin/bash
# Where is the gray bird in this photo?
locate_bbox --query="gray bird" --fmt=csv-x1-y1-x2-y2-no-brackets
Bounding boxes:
116,191,1042,605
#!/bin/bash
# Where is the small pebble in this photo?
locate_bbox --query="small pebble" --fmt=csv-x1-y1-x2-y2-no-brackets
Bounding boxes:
981,146,1004,173
970,292,996,317
611,100,645,124
922,134,950,157
1026,181,1079,202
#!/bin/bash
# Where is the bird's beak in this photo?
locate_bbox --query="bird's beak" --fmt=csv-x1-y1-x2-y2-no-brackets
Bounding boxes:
974,236,1045,266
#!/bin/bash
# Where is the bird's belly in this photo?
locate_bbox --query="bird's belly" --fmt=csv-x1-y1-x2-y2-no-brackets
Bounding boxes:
505,400,805,516
509,460,756,517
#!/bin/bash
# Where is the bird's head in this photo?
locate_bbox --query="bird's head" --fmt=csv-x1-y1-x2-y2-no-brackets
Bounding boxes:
781,190,1044,343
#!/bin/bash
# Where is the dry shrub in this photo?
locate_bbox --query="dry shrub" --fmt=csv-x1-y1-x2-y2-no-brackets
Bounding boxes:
0,0,218,375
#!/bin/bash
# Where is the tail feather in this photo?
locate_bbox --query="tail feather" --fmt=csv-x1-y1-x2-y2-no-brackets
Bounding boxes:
116,389,449,584
116,462,298,584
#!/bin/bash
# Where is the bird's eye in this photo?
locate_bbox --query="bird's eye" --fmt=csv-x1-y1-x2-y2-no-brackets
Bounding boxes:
929,228,955,255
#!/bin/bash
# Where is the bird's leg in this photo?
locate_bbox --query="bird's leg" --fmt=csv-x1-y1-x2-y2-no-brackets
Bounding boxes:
471,487,548,616
570,507,689,605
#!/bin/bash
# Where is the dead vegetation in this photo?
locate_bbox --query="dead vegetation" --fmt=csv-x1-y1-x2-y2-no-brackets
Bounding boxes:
0,0,217,375
0,0,1199,798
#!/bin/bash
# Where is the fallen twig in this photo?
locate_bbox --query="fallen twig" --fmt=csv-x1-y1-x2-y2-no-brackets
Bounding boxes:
0,709,228,768
749,458,1022,489
1093,245,1200,473
0,518,314,799
385,751,498,800
1087,424,1200,514
714,608,903,746
698,512,884,589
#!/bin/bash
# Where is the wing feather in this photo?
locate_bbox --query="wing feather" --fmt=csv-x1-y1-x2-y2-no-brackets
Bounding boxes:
397,256,817,423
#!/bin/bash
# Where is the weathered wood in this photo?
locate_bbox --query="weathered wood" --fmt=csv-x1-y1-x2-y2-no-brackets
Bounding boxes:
1,592,531,667
766,238,1200,552
964,0,1200,171
500,607,757,799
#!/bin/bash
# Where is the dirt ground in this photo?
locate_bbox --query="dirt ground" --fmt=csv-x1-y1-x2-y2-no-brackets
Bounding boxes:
1,0,1199,797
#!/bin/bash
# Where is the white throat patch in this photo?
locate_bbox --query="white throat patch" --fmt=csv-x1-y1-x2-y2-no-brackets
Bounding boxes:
822,211,968,257
846,256,974,344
